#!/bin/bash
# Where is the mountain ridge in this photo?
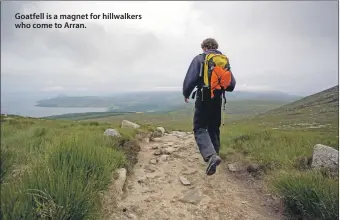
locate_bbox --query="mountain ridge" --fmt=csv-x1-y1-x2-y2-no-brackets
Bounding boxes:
36,90,301,113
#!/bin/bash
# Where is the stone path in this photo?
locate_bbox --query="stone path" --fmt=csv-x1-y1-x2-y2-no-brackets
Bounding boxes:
105,131,283,220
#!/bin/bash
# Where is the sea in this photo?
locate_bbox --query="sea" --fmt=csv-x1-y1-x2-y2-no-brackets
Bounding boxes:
1,99,107,118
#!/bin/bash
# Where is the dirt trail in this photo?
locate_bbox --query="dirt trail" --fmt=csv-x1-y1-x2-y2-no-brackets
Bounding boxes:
106,131,283,220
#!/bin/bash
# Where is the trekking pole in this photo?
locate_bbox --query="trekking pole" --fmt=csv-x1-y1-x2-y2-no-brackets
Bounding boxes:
192,104,195,131
222,106,225,133
222,94,226,133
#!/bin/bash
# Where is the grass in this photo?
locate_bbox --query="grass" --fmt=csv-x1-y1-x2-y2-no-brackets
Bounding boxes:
71,98,338,220
0,115,153,220
107,85,337,220
215,86,339,220
272,170,338,220
1,86,338,220
220,125,338,169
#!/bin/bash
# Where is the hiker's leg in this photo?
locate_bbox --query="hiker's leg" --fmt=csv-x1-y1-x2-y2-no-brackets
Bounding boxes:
207,97,222,155
204,97,223,175
208,127,220,155
193,95,216,162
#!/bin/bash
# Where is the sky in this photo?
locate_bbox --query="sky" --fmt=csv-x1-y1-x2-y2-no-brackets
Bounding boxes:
1,1,339,100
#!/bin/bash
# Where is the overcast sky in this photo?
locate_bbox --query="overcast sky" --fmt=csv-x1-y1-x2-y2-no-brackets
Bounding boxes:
1,1,338,99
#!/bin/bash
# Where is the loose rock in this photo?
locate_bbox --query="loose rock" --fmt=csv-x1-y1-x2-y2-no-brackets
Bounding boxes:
104,128,121,137
228,163,237,172
227,162,244,172
126,213,138,220
179,189,203,205
149,159,158,165
151,145,159,150
144,165,155,173
121,120,140,129
154,149,161,155
179,176,191,185
159,155,169,161
161,147,176,155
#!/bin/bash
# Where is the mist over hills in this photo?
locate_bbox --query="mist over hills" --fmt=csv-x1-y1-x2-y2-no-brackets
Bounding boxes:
36,90,301,112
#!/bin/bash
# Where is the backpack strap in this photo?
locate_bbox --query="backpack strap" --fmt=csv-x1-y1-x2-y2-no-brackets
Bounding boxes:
192,53,206,100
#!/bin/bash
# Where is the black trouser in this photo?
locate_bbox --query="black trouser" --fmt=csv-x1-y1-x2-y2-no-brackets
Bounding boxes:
193,89,222,162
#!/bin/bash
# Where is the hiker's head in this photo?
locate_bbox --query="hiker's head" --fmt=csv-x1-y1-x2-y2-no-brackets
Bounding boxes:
201,38,218,52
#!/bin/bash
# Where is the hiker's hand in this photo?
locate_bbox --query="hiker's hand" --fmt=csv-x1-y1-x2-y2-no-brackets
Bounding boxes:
184,97,189,103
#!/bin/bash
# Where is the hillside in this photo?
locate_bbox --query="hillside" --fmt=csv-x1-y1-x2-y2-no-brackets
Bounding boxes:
35,90,301,113
253,85,339,131
264,85,338,116
0,115,154,219
215,86,339,220
1,85,338,220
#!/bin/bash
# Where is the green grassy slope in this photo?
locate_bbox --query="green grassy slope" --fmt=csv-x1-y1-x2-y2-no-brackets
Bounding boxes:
257,85,339,129
1,86,337,220
218,85,339,220
0,115,153,219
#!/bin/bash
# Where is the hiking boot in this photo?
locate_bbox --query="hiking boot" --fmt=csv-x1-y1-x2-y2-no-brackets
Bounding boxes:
206,155,221,176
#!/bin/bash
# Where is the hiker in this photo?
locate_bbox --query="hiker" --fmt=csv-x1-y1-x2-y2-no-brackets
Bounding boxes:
182,38,236,175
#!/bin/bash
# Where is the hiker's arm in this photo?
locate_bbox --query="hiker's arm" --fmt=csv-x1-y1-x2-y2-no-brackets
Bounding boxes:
183,55,201,98
226,70,236,92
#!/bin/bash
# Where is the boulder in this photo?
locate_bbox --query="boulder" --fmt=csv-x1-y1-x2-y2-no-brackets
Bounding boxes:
121,120,140,129
103,128,121,137
156,127,166,136
311,144,338,175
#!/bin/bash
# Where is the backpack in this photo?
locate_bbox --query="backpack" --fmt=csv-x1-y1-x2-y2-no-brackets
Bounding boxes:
201,52,232,98
196,52,232,111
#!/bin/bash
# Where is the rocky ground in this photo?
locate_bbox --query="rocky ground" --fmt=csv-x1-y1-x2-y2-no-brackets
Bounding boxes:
103,131,283,220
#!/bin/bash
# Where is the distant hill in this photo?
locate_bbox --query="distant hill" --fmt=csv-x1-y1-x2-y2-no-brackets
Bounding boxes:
256,85,339,129
226,90,300,102
36,90,301,113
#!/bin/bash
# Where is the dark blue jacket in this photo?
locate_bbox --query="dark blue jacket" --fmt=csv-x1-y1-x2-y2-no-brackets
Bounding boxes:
182,49,236,98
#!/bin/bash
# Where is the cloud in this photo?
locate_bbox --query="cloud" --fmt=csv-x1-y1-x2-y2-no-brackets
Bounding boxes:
41,86,65,92
1,1,338,99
